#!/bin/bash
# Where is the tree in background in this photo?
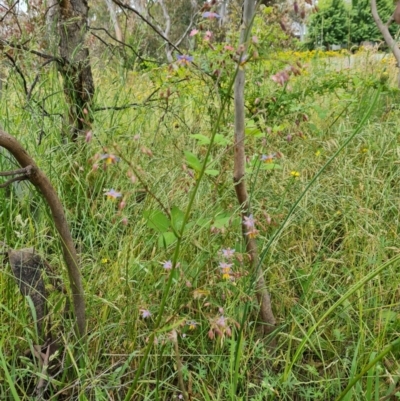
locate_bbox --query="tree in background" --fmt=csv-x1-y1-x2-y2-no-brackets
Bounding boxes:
305,0,350,48
350,0,397,43
306,0,397,48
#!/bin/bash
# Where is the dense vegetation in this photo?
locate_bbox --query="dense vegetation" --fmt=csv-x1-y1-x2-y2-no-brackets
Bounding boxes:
306,0,397,48
1,1,400,400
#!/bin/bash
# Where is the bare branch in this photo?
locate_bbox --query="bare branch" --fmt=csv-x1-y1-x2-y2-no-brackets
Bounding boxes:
4,52,28,95
112,0,183,57
0,0,19,22
0,130,86,337
0,167,31,177
0,39,63,62
0,175,29,188
371,0,400,87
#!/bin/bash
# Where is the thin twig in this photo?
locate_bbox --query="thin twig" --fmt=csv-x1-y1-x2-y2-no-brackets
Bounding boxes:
0,0,19,22
90,26,152,63
0,175,29,188
112,0,182,56
0,39,63,62
27,58,59,101
4,52,28,95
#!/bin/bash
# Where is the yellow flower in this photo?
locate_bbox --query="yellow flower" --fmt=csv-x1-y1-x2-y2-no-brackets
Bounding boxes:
290,171,300,177
101,258,109,264
315,150,321,157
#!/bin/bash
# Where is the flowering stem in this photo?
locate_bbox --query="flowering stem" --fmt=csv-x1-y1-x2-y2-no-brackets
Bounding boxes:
123,39,241,401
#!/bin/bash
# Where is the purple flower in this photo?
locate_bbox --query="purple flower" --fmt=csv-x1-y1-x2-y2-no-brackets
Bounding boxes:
105,189,122,199
100,154,120,164
222,248,235,259
243,214,255,229
261,154,276,163
187,320,198,330
140,309,151,319
219,262,233,280
163,260,173,270
271,70,290,86
216,315,226,328
203,11,221,19
246,228,259,239
85,130,93,143
177,54,193,66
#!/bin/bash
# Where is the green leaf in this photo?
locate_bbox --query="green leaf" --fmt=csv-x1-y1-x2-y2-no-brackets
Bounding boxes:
205,169,219,176
191,134,210,145
184,151,202,172
213,215,231,229
262,163,282,170
245,119,263,137
214,134,230,145
158,232,177,249
143,210,170,233
171,206,185,231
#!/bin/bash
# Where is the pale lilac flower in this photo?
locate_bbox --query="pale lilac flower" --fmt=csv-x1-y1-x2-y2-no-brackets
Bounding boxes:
224,45,235,51
271,70,290,86
140,309,151,319
219,262,233,280
243,214,255,229
216,315,226,328
177,54,193,66
246,228,259,239
261,154,276,163
204,30,212,41
187,320,198,330
100,154,120,164
85,130,93,143
163,260,173,270
189,29,199,37
202,11,221,19
252,35,259,44
105,189,122,199
222,248,235,259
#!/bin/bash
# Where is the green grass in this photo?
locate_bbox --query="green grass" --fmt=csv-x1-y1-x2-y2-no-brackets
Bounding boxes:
0,50,400,400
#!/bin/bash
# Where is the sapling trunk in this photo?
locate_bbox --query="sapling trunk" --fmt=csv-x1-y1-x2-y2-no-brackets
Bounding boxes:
233,1,276,335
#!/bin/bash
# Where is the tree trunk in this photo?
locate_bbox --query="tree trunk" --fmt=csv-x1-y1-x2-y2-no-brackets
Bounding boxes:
105,0,123,42
50,0,95,141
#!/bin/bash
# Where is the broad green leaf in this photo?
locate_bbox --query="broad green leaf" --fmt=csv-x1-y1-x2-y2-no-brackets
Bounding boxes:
213,215,231,229
158,232,177,249
262,163,282,170
245,163,282,173
143,210,170,232
205,169,219,176
184,151,202,172
191,134,210,145
214,134,230,145
245,119,263,137
171,206,185,231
